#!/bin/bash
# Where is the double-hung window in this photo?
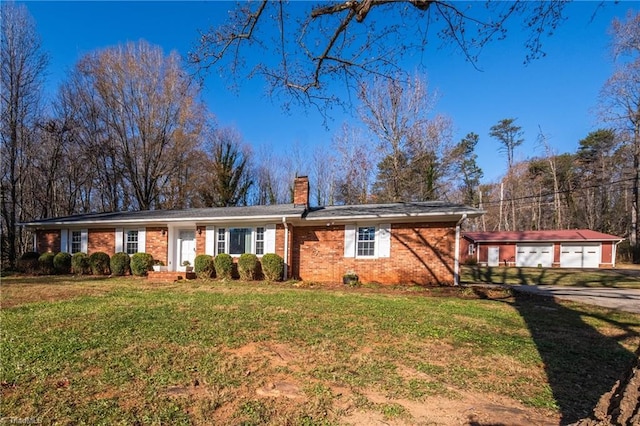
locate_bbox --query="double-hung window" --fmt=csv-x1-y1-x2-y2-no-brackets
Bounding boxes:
70,231,82,254
255,227,265,255
345,224,390,259
357,226,376,257
217,228,226,254
125,230,138,255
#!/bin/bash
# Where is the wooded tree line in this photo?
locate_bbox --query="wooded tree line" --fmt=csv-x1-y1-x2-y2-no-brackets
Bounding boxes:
1,2,638,266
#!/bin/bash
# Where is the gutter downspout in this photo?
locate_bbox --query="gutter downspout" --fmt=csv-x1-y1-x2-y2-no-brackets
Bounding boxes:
454,214,467,286
282,217,289,280
613,239,624,268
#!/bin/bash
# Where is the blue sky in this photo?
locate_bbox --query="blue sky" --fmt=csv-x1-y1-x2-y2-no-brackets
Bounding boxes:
21,1,639,182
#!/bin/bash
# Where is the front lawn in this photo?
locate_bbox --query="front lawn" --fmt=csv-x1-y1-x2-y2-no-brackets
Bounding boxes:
1,276,639,425
462,265,640,288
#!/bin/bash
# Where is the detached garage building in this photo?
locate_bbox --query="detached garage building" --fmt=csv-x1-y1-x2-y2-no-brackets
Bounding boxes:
462,230,623,268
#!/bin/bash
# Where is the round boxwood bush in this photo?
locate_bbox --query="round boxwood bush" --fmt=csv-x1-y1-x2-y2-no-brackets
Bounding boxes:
261,253,284,281
214,253,234,280
18,251,40,274
53,252,72,274
38,252,56,275
130,252,153,276
89,252,111,275
71,252,91,275
238,253,259,281
110,252,130,276
194,254,215,279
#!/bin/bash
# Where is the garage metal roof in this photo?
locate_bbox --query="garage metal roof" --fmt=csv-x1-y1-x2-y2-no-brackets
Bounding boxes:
464,229,623,243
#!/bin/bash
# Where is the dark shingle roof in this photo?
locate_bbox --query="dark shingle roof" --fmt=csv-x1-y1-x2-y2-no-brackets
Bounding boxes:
23,201,483,227
23,204,304,226
305,202,484,220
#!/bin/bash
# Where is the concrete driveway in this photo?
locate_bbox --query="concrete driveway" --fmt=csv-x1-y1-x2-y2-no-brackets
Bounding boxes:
511,285,640,314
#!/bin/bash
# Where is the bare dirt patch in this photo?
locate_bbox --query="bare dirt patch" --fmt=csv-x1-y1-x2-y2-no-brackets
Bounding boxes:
218,339,561,425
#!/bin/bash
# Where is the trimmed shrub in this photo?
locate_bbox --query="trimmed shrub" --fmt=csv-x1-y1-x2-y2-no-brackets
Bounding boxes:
53,252,72,274
17,252,40,274
194,254,215,279
238,253,259,281
130,252,153,276
261,253,284,281
110,252,130,276
71,252,91,275
38,252,56,275
89,252,111,275
214,253,233,280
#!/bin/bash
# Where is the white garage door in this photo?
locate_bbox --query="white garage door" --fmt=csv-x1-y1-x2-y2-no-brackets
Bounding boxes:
560,243,601,268
516,244,554,267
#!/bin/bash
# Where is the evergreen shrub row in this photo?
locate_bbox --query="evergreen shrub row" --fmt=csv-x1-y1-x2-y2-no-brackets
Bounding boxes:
193,252,284,281
17,251,160,277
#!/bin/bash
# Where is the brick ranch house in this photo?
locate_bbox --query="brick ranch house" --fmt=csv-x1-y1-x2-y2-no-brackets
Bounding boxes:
461,230,624,268
23,177,484,285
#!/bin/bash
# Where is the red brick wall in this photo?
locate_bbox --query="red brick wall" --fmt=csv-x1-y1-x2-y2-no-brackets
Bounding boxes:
195,226,206,256
146,227,168,264
292,222,457,285
36,230,61,253
293,176,309,206
88,228,115,255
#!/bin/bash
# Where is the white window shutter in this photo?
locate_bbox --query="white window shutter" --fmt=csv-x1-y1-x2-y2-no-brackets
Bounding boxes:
60,229,69,253
344,225,356,258
115,228,123,253
138,228,146,253
265,224,276,253
378,223,391,258
205,226,215,255
81,229,88,253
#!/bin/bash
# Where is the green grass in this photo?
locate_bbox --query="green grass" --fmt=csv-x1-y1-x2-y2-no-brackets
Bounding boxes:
1,276,639,424
461,265,640,288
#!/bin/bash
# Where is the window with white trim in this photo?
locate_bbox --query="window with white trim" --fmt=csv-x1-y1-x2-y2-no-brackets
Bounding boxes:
213,226,273,256
468,243,476,256
229,228,251,255
357,226,376,257
125,230,138,255
70,231,82,254
255,227,265,255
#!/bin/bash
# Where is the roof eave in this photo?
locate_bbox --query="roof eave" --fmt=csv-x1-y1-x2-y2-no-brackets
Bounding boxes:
22,213,302,228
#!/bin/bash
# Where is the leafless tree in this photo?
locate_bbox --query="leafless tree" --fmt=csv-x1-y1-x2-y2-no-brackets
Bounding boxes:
0,2,48,266
68,40,205,211
190,1,568,112
599,10,640,262
358,73,452,202
331,123,375,205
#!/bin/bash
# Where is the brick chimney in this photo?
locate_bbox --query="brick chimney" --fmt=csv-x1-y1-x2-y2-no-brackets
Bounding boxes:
293,176,309,208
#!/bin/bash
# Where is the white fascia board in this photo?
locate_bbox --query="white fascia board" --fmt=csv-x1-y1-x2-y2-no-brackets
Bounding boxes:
302,212,481,224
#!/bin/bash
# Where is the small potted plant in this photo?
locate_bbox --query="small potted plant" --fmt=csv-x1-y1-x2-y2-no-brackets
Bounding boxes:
152,260,165,272
182,260,193,272
343,271,359,286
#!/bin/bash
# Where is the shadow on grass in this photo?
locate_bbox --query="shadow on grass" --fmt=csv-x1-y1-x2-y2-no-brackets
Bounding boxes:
469,287,638,425
463,265,640,288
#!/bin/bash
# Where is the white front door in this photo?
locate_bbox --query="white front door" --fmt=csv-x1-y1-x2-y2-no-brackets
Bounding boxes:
178,230,196,270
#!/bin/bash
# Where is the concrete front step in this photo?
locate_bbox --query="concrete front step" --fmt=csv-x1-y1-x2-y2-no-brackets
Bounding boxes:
147,271,197,282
